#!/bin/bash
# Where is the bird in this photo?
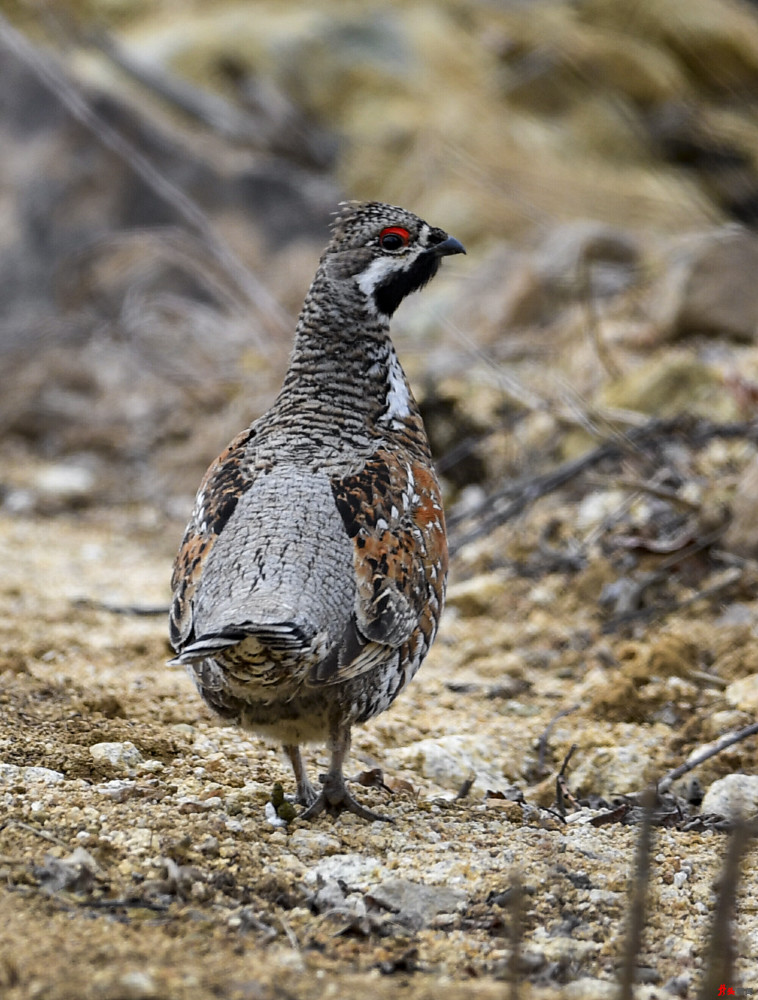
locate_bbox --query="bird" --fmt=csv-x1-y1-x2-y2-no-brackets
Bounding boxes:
168,200,465,821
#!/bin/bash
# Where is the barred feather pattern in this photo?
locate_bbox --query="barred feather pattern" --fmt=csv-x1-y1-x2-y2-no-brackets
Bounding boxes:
169,201,463,814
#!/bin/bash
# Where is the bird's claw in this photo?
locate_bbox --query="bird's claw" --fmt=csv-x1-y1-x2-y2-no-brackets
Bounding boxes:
298,774,393,823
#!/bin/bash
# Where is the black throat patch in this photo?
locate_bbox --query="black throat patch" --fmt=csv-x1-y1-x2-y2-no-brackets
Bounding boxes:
372,252,441,317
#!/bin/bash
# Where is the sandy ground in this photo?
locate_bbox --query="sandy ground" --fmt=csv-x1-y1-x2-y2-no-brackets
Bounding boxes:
1,499,757,1000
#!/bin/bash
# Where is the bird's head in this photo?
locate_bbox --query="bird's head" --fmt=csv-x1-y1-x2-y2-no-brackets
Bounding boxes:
322,201,466,317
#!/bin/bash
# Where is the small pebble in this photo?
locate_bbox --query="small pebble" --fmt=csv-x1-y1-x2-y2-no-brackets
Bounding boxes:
118,970,157,999
89,742,143,771
725,673,758,713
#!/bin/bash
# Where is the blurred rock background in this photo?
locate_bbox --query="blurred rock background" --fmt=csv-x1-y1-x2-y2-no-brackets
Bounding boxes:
5,0,758,648
3,0,758,521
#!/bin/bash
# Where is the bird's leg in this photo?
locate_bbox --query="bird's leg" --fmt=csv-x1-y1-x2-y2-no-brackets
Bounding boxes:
283,744,318,807
298,722,393,823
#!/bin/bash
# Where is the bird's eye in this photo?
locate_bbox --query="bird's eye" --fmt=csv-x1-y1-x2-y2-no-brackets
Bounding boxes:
379,226,410,251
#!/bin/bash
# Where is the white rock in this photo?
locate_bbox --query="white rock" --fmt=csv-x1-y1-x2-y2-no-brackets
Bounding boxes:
123,827,155,853
288,829,341,857
89,741,143,771
562,980,617,1000
303,853,385,888
575,489,628,532
96,779,137,802
24,765,65,784
569,737,661,797
367,878,467,928
444,572,507,616
35,462,96,500
264,801,287,828
386,734,507,793
136,759,164,774
701,773,758,820
0,763,64,784
725,673,758,713
117,970,157,999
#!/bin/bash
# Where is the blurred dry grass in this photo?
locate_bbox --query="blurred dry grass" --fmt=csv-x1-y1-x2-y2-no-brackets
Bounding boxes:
3,0,758,509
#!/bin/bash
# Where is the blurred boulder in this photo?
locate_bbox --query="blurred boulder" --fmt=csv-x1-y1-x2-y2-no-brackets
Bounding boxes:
0,34,340,500
443,222,641,350
651,228,758,342
534,221,641,302
723,453,758,558
599,352,739,419
701,772,758,821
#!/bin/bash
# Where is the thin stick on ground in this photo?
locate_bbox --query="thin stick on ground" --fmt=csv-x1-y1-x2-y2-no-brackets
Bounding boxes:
448,416,758,555
555,744,579,817
696,820,754,1000
507,869,524,1000
618,785,656,1000
6,819,70,849
658,720,758,792
536,705,579,775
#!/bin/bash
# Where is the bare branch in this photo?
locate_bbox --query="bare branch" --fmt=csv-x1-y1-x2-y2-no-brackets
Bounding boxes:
659,721,758,792
697,821,754,1000
618,786,655,1000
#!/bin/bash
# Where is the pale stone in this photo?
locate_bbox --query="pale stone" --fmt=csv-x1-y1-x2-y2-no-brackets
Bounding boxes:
89,741,143,771
288,829,341,857
0,763,64,785
35,463,96,500
445,571,508,616
701,773,758,820
725,673,758,713
386,734,508,793
367,878,467,929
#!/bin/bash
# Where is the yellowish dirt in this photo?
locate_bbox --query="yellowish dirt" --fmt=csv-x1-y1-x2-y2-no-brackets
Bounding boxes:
1,501,757,1000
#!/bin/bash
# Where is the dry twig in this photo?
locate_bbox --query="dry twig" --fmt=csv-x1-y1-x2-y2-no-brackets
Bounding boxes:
659,721,758,792
555,744,580,816
697,820,755,1000
536,705,579,775
448,416,758,555
5,820,70,849
618,786,655,1000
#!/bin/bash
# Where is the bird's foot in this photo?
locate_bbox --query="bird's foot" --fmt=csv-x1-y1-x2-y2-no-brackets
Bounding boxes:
293,780,319,809
298,772,393,823
283,745,319,809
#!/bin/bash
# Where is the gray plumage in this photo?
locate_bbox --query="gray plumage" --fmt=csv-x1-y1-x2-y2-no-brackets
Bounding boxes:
169,201,465,820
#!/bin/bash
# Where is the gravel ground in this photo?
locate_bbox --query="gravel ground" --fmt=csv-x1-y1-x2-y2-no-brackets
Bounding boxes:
1,501,757,1000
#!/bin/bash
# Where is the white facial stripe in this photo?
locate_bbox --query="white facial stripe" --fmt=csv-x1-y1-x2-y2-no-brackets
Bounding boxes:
356,257,401,303
356,244,426,315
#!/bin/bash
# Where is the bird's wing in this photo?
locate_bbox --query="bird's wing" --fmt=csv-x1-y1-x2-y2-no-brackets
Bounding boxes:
309,447,447,685
169,427,257,653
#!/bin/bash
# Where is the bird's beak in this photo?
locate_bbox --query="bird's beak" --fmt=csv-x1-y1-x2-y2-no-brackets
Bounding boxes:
431,235,466,257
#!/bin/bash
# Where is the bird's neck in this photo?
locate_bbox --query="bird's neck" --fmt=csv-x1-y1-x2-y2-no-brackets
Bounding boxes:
270,273,429,455
281,278,417,414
